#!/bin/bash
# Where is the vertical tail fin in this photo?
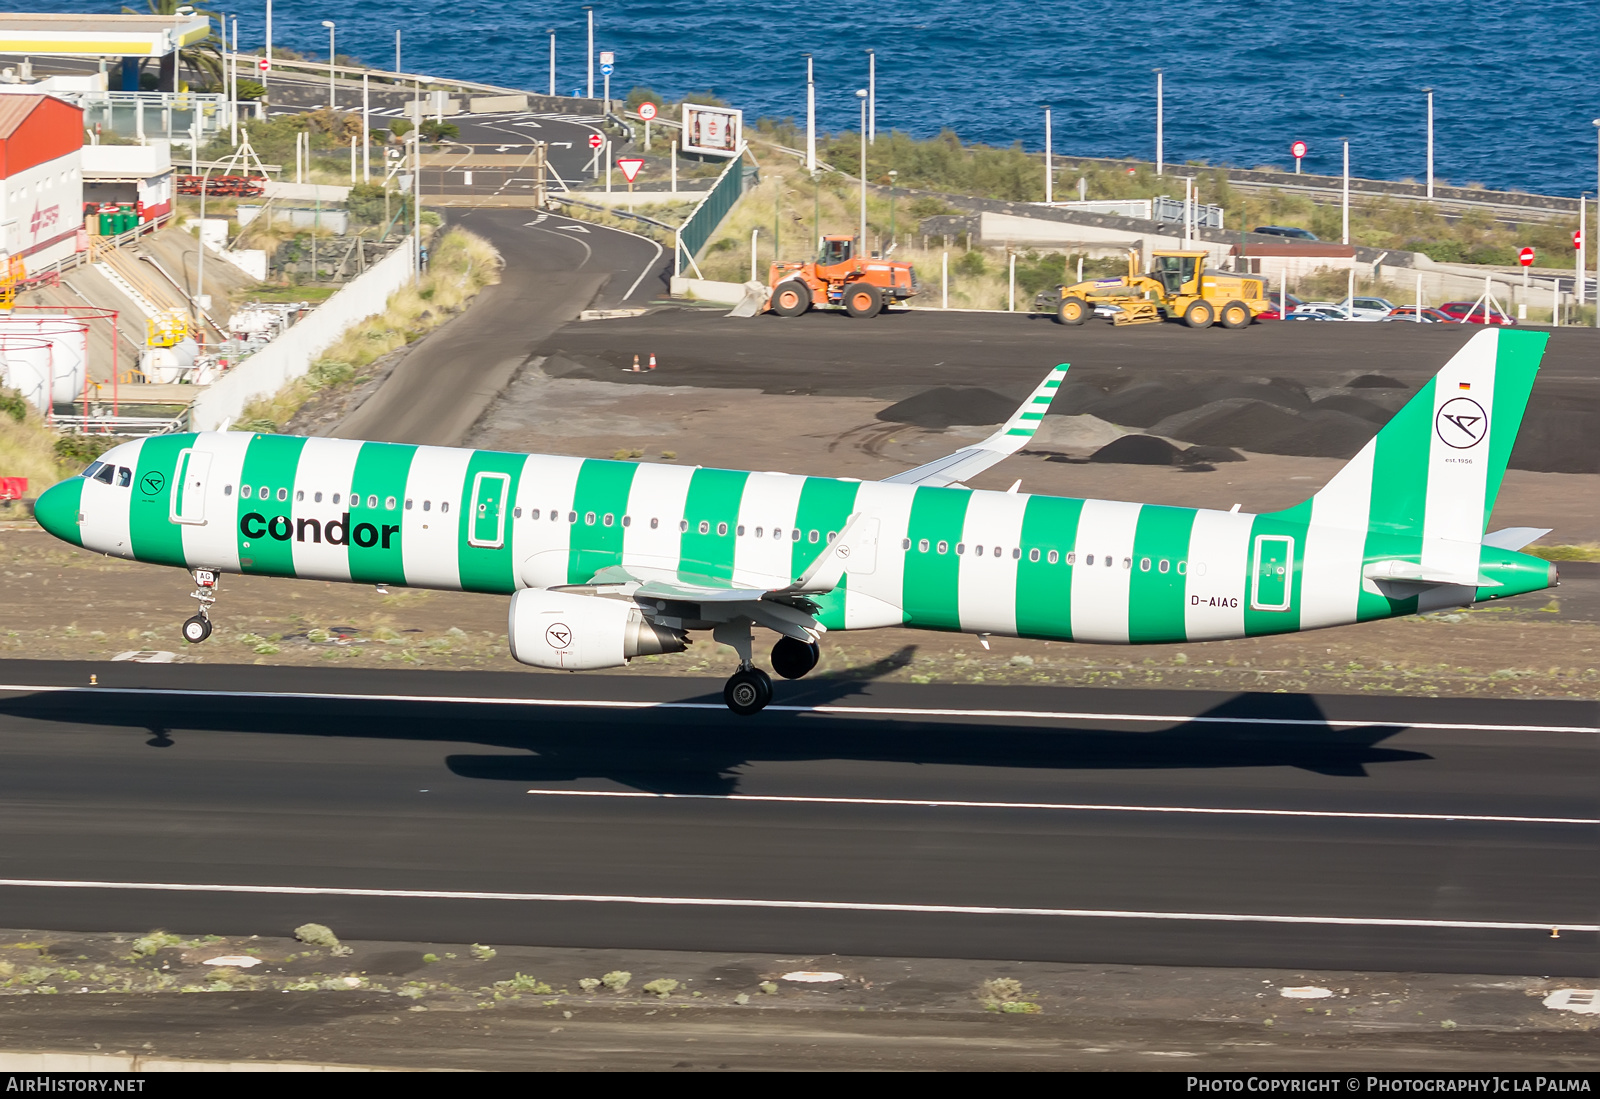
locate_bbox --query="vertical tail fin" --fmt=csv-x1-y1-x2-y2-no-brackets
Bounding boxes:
1302,328,1546,546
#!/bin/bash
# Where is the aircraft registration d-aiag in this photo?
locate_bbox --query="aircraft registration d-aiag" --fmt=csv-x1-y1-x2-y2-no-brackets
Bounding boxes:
35,329,1558,714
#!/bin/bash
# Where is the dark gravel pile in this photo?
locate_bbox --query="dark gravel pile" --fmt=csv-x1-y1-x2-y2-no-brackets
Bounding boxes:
1088,435,1185,465
877,387,1019,429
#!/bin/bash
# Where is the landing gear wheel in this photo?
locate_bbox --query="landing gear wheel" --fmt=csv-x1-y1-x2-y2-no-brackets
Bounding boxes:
723,667,773,715
1219,299,1251,329
772,280,811,317
181,615,212,644
843,283,882,318
771,637,820,680
1183,300,1215,329
1054,295,1091,325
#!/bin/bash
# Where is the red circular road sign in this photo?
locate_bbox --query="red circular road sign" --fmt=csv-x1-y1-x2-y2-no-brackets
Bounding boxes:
588,133,604,149
1290,140,1307,159
1575,230,1585,249
1519,247,1535,267
638,102,657,121
257,58,270,72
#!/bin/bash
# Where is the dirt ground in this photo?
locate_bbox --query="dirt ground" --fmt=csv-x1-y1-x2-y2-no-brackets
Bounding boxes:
3,367,1596,699
0,927,1592,1071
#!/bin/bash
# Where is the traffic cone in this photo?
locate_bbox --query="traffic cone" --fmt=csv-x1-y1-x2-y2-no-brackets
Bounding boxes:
647,353,657,370
631,354,640,372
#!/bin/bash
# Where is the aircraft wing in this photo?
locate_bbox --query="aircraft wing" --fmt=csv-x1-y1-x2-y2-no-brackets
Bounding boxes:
881,364,1070,488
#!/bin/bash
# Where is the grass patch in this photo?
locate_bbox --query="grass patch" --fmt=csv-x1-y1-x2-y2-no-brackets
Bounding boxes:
236,226,502,432
1525,543,1600,562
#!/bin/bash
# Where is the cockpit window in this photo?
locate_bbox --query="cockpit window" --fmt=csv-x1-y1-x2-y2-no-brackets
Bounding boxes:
116,466,132,488
92,464,115,485
81,461,103,479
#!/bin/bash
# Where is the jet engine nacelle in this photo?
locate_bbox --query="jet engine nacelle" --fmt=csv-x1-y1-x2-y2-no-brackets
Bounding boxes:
508,588,687,671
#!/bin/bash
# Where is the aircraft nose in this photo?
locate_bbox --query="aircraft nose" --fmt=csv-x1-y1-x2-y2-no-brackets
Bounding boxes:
33,478,82,545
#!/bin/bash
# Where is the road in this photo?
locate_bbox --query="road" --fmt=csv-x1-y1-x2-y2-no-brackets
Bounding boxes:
0,661,1592,977
333,205,664,446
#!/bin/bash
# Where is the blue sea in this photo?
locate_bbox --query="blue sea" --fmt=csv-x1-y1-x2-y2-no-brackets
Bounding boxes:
22,1,1600,196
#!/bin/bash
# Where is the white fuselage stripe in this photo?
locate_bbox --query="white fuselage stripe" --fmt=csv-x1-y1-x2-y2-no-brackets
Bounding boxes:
0,876,1588,932
0,684,1592,734
518,788,1600,826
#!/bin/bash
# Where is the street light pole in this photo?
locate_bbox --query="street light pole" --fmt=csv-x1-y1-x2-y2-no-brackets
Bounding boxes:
1594,119,1600,326
888,169,897,246
394,30,400,73
1154,68,1163,176
361,70,369,182
548,29,555,97
412,77,429,281
228,15,237,144
585,7,594,100
1342,139,1351,245
321,20,335,108
1042,105,1052,204
867,49,875,145
856,89,867,248
1425,88,1436,198
805,53,816,174
265,0,271,70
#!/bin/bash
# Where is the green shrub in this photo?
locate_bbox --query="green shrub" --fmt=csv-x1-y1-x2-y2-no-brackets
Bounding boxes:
641,978,679,998
600,970,631,992
52,434,120,467
0,388,27,424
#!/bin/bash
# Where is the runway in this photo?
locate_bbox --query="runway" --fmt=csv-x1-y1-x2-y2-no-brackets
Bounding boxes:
0,661,1592,976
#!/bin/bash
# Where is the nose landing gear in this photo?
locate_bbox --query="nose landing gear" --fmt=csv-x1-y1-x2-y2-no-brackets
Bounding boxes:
182,568,219,644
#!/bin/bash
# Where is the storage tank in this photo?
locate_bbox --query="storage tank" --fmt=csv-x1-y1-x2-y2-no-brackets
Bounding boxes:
0,316,88,404
0,335,56,413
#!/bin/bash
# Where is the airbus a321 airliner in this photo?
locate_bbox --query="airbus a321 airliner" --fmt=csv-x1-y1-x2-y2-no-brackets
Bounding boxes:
33,328,1557,714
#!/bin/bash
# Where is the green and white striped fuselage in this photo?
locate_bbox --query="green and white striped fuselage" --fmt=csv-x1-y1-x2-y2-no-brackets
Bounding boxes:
49,428,1552,646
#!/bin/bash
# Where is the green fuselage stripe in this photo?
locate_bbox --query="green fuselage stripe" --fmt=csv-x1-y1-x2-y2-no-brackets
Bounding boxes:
568,458,638,584
1128,504,1196,642
680,467,749,584
1243,502,1309,636
902,486,969,629
128,433,191,567
1015,494,1083,640
792,475,860,629
349,441,416,585
456,449,525,595
237,434,307,576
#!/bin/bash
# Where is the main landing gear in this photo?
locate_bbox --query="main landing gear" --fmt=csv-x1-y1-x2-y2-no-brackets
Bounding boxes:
182,568,218,644
713,621,821,716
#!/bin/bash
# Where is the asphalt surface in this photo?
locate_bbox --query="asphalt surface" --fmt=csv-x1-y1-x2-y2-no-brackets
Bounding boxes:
334,205,662,446
0,661,1592,977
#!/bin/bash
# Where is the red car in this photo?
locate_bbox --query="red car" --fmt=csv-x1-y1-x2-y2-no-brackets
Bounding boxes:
1437,301,1515,325
1253,293,1305,321
1383,306,1458,323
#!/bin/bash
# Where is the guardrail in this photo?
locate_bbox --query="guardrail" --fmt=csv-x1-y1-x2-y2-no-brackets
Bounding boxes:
52,413,188,437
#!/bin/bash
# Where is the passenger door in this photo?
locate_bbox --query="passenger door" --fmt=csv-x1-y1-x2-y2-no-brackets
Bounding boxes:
169,448,211,526
1251,534,1293,611
468,472,511,549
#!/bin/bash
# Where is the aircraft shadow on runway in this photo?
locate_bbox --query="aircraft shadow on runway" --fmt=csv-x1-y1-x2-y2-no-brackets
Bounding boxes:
0,656,1428,795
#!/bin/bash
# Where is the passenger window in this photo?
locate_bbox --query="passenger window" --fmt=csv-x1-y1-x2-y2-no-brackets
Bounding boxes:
1012,548,1020,560
333,493,341,505
117,467,132,488
1066,552,1076,565
936,540,948,555
755,527,763,538
678,520,688,532
1158,559,1169,573
603,513,614,527
368,495,378,509
698,520,710,535
1140,557,1151,571
1086,554,1095,566
569,512,578,523
1047,550,1059,564
827,531,836,543
1029,548,1040,563
405,498,413,510
808,530,818,544
532,508,541,520
441,502,450,514
993,546,1002,558
513,507,522,519
1122,557,1131,569
736,524,745,536
422,500,430,512
974,544,984,556
224,484,233,496
586,512,597,526
259,486,268,499
622,515,630,527
918,539,930,552
791,529,801,541
956,543,965,555
241,484,253,499
717,522,728,536
386,497,396,510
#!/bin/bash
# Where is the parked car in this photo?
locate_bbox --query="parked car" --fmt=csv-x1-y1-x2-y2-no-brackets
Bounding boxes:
1290,302,1354,320
1283,311,1331,321
1339,296,1399,321
1383,306,1457,323
1437,301,1516,325
1253,293,1305,321
1253,226,1319,241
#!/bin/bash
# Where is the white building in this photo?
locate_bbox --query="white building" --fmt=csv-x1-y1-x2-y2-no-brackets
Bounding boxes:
0,94,85,272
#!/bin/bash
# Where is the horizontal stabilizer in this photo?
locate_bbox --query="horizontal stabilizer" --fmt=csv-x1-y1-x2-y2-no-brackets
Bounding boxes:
1482,527,1552,552
1363,559,1500,588
882,363,1070,488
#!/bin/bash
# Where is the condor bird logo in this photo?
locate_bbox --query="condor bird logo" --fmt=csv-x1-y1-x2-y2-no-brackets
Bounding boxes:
545,622,573,649
1435,397,1488,449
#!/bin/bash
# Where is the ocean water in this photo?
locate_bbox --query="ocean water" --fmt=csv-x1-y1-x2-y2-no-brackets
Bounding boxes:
22,1,1600,195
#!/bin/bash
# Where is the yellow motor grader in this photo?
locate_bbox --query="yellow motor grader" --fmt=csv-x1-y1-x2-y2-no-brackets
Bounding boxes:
1034,250,1269,329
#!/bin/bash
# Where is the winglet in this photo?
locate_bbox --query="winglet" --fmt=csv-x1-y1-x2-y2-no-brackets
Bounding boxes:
881,363,1070,488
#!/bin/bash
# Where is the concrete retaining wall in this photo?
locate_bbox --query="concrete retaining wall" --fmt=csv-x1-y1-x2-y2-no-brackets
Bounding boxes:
669,276,747,304
189,239,414,431
469,94,528,114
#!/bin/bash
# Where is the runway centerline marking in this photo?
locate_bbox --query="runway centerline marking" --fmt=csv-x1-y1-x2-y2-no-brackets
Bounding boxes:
520,789,1600,827
0,877,1590,934
0,683,1594,735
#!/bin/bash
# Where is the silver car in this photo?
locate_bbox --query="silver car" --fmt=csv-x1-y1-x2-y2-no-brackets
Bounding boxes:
1338,296,1398,322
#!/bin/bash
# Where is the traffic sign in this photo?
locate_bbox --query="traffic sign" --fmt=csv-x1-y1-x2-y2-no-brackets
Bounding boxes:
588,133,604,149
616,157,644,183
258,58,270,72
1519,247,1535,267
1575,230,1585,249
599,51,614,66
1290,140,1307,159
599,64,613,76
638,102,657,121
